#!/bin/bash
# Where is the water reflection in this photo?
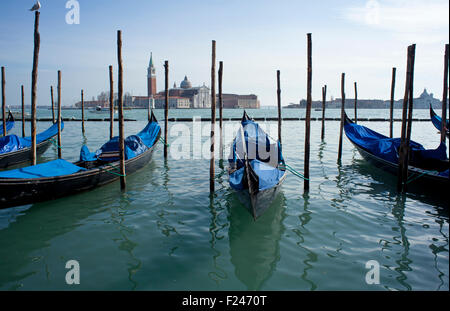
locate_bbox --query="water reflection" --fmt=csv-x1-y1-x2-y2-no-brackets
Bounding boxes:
109,194,142,290
227,193,286,290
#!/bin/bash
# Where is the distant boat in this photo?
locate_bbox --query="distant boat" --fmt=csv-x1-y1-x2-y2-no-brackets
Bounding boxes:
10,111,30,119
89,106,117,114
429,104,449,138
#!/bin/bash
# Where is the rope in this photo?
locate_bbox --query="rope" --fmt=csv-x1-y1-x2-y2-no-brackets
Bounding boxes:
159,136,170,147
279,163,309,181
49,138,62,149
405,171,428,185
101,162,127,177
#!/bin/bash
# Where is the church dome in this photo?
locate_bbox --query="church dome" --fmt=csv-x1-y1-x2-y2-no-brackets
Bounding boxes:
180,76,192,89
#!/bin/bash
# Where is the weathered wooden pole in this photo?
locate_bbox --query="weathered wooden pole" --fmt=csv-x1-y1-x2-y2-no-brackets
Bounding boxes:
354,82,358,123
304,33,312,192
164,60,169,159
441,44,449,144
21,85,25,137
277,70,282,144
338,73,345,161
389,67,396,138
31,11,40,166
210,40,216,193
109,65,114,139
50,86,55,123
397,44,415,192
57,70,62,159
117,30,126,190
81,89,85,134
219,61,223,159
321,85,327,140
1,66,6,136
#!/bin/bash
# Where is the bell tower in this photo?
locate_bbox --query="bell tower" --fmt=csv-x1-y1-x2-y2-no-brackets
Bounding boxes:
147,52,157,97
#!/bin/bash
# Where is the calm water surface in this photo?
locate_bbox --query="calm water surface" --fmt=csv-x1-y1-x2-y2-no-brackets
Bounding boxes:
0,108,448,290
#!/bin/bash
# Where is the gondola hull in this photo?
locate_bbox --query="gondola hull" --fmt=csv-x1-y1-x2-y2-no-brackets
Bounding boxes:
0,133,159,208
0,137,55,168
250,171,287,219
348,131,449,192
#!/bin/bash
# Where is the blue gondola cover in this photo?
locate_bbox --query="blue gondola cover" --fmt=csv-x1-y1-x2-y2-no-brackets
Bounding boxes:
0,159,86,179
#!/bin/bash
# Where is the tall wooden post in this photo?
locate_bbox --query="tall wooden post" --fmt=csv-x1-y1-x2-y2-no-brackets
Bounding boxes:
50,86,55,123
219,61,223,159
117,30,126,190
109,65,114,139
389,67,396,138
397,44,415,192
21,85,25,137
164,60,169,159
354,82,358,123
31,11,40,166
57,70,62,159
338,73,345,161
277,70,282,144
1,67,6,136
321,85,327,140
441,44,449,144
81,89,85,134
210,40,216,193
304,33,312,192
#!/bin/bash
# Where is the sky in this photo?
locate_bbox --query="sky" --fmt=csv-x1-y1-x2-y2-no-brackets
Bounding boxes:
0,0,448,107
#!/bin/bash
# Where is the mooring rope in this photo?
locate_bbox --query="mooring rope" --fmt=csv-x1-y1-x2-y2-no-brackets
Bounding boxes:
279,163,309,181
101,162,127,177
49,138,63,149
405,171,428,185
159,136,170,147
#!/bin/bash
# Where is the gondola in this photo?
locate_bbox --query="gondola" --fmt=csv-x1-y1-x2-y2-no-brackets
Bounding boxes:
0,112,161,208
228,111,287,220
0,121,64,168
343,111,449,192
0,111,14,136
429,104,449,138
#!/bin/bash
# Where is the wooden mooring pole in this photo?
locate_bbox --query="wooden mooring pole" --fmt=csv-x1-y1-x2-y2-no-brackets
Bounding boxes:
321,85,327,140
1,66,6,136
50,86,55,123
389,67,396,138
31,11,40,166
164,60,169,159
57,70,62,159
338,73,345,162
109,65,114,139
21,85,25,137
117,30,126,190
304,33,312,192
441,44,449,144
354,82,358,123
210,40,216,193
81,89,85,134
277,70,282,144
219,61,223,160
397,44,416,192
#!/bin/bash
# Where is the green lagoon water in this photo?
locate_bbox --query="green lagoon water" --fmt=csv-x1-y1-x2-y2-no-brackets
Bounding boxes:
0,108,448,290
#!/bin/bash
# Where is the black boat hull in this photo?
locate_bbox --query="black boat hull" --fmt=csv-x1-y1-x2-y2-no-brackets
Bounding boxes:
350,139,449,192
0,134,159,208
0,137,55,168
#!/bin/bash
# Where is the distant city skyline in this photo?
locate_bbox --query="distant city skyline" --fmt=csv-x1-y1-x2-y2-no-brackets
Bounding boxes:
0,0,448,107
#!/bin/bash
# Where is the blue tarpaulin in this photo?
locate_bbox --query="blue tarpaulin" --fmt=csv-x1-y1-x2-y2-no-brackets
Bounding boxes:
0,159,86,179
0,122,63,154
0,117,14,136
229,159,285,191
80,120,160,162
344,117,448,173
